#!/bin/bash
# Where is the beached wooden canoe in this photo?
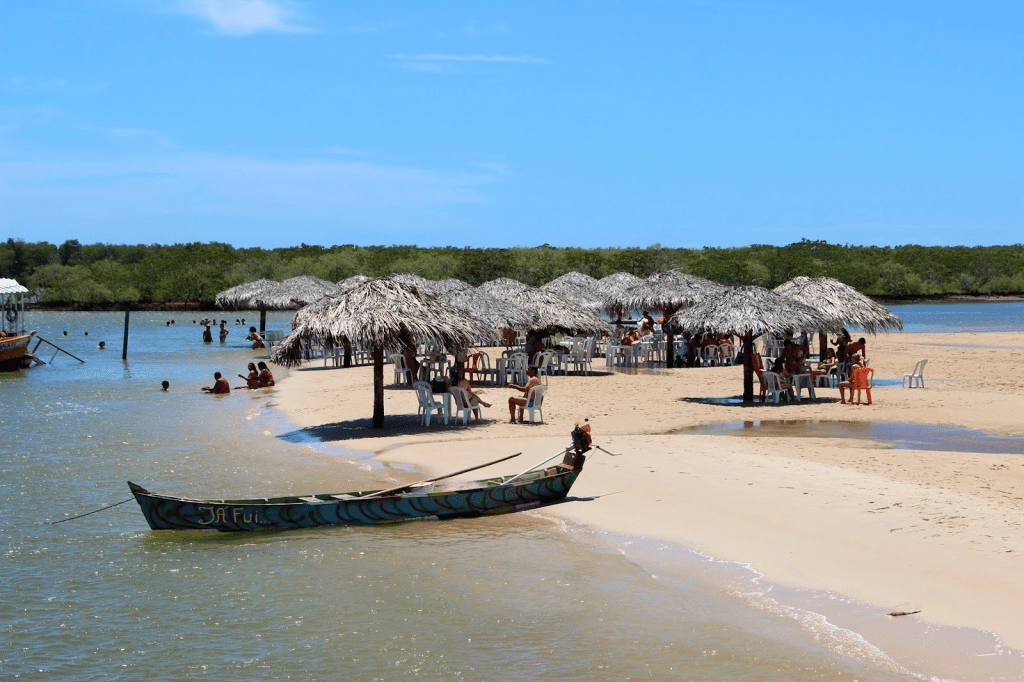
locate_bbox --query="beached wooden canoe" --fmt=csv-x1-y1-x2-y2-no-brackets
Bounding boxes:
128,433,591,532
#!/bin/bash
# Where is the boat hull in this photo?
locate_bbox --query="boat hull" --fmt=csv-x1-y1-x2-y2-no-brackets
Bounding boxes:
129,465,582,532
0,334,30,370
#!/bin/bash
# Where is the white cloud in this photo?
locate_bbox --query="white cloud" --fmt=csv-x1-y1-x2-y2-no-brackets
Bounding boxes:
387,53,550,65
169,0,312,36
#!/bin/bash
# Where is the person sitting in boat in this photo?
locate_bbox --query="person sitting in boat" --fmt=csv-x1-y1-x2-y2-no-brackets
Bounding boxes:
257,361,275,387
237,362,259,389
246,327,265,349
508,366,542,424
202,371,230,394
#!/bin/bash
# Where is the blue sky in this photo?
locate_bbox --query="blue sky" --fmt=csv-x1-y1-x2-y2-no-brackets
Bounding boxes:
2,1,1021,250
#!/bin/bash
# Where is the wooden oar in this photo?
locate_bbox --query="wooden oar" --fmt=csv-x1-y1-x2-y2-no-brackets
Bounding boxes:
362,452,522,499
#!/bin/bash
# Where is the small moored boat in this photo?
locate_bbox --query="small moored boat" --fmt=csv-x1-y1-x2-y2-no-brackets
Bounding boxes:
129,427,593,532
0,278,33,371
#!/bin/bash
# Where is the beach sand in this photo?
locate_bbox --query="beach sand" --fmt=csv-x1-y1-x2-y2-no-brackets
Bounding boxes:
274,331,1024,669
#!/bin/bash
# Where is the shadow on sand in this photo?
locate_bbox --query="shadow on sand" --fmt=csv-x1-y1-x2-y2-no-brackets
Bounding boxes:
277,414,495,443
679,395,843,407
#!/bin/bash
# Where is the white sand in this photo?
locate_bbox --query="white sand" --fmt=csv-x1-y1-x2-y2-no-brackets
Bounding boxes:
275,332,1024,652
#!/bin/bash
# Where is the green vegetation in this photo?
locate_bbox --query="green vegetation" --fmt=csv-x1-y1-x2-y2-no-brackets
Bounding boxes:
3,238,1023,308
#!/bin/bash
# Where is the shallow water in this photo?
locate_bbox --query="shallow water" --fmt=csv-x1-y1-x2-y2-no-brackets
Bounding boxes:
884,301,1024,333
677,420,1024,454
1,310,1017,680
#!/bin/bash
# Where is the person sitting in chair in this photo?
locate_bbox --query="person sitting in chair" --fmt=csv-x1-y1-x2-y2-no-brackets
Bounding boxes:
839,354,866,404
508,367,541,424
450,368,491,421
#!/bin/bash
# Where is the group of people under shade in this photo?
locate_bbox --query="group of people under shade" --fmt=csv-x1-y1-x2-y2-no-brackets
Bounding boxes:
750,327,871,404
201,361,275,394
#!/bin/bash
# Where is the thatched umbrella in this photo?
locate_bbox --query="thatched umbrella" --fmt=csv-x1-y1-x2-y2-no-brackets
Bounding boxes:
337,274,370,291
271,276,496,428
672,286,832,403
596,272,642,301
478,277,530,299
215,278,287,333
256,275,341,309
506,286,610,355
437,286,539,330
774,276,904,359
606,270,727,367
433,278,473,294
541,272,604,310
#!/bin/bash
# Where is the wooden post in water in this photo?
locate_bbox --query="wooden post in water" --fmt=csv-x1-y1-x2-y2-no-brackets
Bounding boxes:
122,307,130,360
259,308,267,334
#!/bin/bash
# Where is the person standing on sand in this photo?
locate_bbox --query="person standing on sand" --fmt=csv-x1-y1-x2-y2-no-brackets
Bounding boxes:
202,372,230,394
508,367,541,424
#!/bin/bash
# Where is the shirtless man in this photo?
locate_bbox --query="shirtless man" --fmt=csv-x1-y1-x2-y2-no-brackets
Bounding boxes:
508,367,541,424
202,325,213,343
202,371,230,394
246,327,264,349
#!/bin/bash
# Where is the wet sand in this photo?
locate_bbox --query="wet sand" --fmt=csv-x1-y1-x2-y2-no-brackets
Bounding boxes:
274,331,1024,670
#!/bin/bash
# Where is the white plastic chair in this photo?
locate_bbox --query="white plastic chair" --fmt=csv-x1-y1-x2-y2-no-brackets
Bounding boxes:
569,343,592,376
525,385,546,423
760,371,790,404
475,351,499,386
903,359,927,388
508,353,529,386
449,386,477,425
390,353,412,385
719,344,737,365
413,381,449,426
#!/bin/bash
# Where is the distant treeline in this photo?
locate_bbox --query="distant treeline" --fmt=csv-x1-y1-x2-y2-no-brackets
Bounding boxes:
3,238,1024,308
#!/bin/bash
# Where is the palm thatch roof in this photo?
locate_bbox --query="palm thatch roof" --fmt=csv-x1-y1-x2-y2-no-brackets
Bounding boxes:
606,270,726,317
774,276,903,334
254,275,341,309
478,277,531,299
596,272,642,298
506,286,610,335
437,286,540,330
390,272,438,293
433,278,473,294
336,274,370,291
272,276,496,368
540,271,604,310
215,278,283,310
272,276,498,429
672,285,835,402
672,286,833,337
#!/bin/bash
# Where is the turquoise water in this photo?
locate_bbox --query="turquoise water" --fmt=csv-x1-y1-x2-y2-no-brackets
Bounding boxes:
2,307,1017,680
